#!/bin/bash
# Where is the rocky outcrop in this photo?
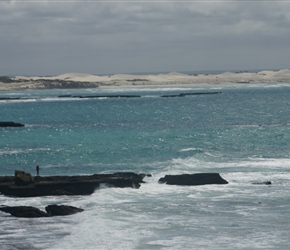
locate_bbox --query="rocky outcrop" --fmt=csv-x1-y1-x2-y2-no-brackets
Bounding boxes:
14,170,34,186
45,204,84,216
0,122,25,127
158,173,228,186
60,92,220,99
58,94,141,99
161,92,222,97
0,205,49,218
0,171,149,197
0,205,83,218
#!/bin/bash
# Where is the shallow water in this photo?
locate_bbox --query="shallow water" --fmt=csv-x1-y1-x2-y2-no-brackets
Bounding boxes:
1,83,290,249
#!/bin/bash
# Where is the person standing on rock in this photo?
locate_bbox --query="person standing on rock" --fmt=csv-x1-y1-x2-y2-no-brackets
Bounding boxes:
36,165,40,176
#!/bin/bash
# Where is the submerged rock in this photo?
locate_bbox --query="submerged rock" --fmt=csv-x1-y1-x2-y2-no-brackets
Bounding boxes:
0,122,25,127
0,204,84,218
252,181,272,185
63,94,141,99
161,92,222,98
158,173,228,186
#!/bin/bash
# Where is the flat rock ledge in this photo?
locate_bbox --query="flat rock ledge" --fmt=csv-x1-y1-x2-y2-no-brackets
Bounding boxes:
158,173,228,186
0,121,25,127
0,204,84,218
0,171,150,197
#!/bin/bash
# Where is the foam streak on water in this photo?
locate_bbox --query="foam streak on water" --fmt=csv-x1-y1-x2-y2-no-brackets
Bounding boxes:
1,84,290,249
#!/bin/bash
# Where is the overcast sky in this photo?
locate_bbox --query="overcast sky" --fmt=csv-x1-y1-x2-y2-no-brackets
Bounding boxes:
1,0,290,76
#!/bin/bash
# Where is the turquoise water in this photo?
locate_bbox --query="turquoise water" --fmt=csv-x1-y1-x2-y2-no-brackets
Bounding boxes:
1,84,290,249
2,85,290,175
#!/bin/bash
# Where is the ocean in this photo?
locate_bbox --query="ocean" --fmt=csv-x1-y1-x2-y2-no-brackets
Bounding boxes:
1,83,290,249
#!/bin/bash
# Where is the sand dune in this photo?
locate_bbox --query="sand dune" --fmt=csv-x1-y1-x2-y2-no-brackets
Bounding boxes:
1,69,290,90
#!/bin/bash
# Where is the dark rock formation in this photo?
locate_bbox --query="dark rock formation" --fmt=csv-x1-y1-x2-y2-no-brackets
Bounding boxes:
161,92,222,98
0,171,149,197
60,92,220,99
0,97,21,100
158,173,228,186
0,205,49,218
0,204,84,218
0,176,15,185
45,204,84,216
42,80,98,89
58,94,141,99
0,122,25,127
253,181,272,185
14,170,34,186
77,94,141,99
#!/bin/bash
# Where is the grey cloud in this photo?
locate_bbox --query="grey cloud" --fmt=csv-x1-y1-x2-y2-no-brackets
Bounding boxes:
1,1,290,75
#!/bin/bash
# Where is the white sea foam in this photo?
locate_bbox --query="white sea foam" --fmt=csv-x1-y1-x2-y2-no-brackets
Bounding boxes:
0,147,52,156
179,147,204,152
149,156,290,189
2,159,290,250
40,97,79,102
47,169,290,250
0,98,37,104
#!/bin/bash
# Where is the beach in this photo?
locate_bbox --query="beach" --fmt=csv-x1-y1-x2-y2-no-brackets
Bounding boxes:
1,69,290,90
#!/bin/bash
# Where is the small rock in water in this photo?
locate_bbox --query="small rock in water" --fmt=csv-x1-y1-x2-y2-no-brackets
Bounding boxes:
0,121,25,127
158,173,228,186
252,181,272,185
0,205,49,218
45,205,84,216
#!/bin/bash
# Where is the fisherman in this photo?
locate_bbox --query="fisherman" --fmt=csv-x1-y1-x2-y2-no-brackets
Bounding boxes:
36,165,40,176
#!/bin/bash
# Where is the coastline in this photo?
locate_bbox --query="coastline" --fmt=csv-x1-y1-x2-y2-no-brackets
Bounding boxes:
1,69,290,90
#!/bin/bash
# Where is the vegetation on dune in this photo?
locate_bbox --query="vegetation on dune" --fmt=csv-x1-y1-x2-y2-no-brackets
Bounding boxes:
0,76,14,83
0,77,99,89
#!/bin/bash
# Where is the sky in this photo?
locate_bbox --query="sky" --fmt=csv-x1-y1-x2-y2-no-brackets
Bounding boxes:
1,0,290,76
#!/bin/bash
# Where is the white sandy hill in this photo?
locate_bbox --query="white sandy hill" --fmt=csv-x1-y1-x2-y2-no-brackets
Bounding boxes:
13,72,199,82
15,72,196,84
11,69,290,87
257,69,290,79
13,73,104,82
56,73,105,82
272,69,290,78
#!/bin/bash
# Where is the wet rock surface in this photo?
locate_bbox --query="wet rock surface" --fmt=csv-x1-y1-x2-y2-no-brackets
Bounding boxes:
45,204,84,216
0,171,149,197
158,173,228,186
0,205,83,218
252,181,272,185
0,122,25,127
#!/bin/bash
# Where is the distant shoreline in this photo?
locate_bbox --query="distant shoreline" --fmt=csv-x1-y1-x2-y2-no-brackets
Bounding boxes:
1,69,290,90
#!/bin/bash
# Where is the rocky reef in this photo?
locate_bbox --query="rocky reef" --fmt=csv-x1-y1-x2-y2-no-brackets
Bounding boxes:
0,171,272,198
0,204,84,218
0,171,149,197
0,121,25,127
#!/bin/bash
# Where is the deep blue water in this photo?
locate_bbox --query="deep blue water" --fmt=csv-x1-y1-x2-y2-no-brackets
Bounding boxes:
1,83,290,249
